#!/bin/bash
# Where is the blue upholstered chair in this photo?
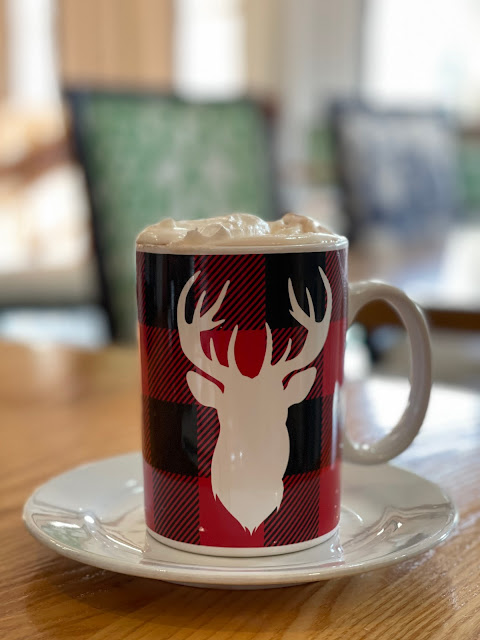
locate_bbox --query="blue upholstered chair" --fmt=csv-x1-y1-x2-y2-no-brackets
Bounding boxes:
330,101,461,243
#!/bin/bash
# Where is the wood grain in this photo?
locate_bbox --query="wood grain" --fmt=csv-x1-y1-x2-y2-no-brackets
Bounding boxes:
58,0,173,89
1,341,479,640
0,0,6,99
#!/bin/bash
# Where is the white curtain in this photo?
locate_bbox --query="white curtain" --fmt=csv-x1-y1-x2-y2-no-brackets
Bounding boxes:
6,0,60,108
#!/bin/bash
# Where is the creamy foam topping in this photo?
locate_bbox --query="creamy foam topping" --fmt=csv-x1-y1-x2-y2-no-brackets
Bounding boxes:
136,213,346,253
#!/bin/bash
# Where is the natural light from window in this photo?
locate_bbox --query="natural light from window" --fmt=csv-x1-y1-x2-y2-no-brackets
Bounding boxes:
363,0,480,121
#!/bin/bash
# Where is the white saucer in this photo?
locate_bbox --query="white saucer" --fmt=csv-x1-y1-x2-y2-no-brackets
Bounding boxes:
23,453,457,589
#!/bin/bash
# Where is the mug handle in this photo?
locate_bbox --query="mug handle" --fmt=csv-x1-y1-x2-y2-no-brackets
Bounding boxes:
344,281,432,464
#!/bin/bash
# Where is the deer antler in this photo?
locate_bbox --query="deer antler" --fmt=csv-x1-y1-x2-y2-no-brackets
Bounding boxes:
179,267,331,383
177,271,240,382
260,266,332,377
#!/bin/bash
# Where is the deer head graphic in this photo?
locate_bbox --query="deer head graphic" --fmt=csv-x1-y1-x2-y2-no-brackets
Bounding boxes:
177,267,332,533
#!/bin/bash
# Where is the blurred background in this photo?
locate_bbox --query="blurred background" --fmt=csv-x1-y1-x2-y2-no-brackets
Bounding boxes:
0,0,479,385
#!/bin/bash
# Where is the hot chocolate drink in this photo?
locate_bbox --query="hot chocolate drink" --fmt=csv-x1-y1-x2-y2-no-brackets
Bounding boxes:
136,211,431,557
136,213,347,252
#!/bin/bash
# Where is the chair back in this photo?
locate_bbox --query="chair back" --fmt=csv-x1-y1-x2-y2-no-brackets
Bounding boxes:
67,89,276,341
330,101,460,243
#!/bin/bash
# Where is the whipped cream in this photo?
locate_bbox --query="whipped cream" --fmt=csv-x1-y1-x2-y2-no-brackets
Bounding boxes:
137,213,347,254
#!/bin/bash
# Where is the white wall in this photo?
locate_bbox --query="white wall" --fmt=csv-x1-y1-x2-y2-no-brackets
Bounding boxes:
243,0,281,99
278,0,363,172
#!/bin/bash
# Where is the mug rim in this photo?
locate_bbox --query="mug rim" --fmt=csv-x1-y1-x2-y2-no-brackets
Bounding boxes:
136,237,348,255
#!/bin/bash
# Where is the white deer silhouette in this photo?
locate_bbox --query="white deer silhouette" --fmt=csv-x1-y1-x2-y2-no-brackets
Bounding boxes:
177,267,332,532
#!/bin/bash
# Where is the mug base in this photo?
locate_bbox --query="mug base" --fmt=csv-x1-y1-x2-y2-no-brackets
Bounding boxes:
147,525,339,557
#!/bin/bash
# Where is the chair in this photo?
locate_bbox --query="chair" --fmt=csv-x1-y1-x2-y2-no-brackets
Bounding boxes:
329,101,480,387
66,89,277,342
329,100,461,243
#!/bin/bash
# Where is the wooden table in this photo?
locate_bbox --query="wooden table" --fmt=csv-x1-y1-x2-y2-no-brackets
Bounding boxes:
1,341,479,639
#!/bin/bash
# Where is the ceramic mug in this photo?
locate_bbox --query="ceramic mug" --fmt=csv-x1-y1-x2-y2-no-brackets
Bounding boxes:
136,233,431,556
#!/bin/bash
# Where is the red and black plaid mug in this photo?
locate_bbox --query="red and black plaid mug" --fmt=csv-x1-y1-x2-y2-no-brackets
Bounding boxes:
136,230,431,556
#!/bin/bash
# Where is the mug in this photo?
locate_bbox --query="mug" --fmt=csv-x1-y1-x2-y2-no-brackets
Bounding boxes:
136,233,431,556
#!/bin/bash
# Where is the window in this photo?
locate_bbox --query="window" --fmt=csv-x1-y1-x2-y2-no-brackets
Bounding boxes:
363,0,480,121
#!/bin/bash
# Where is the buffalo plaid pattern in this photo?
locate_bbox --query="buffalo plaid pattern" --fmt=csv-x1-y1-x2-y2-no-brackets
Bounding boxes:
138,249,347,549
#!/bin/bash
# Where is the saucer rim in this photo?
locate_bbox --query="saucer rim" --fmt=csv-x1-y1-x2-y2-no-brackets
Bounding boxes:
23,452,459,587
